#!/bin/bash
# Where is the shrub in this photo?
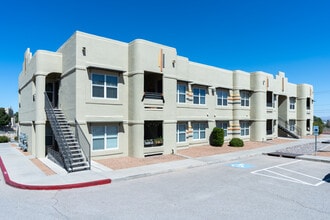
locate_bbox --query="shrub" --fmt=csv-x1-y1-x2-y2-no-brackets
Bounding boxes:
0,136,10,143
229,138,244,147
209,127,224,147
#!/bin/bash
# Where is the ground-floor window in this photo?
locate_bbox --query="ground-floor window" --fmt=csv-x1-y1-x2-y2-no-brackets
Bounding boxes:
92,125,118,150
289,120,295,132
216,121,228,136
177,122,187,142
192,122,206,140
266,120,273,135
240,121,250,136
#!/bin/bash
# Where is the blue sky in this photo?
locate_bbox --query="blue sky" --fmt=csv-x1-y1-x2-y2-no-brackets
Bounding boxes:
1,0,330,119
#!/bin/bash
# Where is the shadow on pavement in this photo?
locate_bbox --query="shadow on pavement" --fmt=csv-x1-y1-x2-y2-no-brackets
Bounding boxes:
323,173,330,183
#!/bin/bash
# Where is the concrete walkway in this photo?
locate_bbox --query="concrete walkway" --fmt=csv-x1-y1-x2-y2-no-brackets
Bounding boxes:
1,136,329,190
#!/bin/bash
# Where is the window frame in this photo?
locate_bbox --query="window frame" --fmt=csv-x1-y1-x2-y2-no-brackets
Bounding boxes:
177,82,187,104
216,121,228,136
216,88,229,106
193,87,206,105
240,90,250,107
176,122,187,143
91,124,119,151
289,97,296,110
240,121,250,136
91,72,118,99
192,122,206,140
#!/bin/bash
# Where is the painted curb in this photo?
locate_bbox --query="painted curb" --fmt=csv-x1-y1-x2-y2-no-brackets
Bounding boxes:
0,157,111,190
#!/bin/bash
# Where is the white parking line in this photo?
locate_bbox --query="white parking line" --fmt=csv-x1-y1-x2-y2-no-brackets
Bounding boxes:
251,160,325,187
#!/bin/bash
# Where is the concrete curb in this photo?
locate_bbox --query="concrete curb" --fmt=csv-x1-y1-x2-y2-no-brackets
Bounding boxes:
0,156,111,190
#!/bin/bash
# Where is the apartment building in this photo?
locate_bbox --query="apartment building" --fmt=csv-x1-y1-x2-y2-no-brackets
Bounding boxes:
18,31,314,172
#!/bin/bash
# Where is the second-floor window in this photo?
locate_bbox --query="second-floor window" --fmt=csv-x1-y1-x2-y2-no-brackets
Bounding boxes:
193,87,206,105
177,83,186,103
289,97,296,110
217,89,228,106
92,73,118,99
240,91,250,107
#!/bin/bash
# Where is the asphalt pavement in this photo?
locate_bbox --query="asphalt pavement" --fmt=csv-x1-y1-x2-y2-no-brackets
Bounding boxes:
0,135,330,190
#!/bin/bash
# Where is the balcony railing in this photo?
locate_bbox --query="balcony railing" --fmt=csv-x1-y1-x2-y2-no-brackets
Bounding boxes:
141,92,165,103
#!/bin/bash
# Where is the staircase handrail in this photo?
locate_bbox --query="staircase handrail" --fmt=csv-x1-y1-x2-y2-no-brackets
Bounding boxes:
44,92,73,171
75,119,91,170
278,116,302,136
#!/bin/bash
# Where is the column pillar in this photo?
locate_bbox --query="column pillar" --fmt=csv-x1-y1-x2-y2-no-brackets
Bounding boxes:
35,74,46,158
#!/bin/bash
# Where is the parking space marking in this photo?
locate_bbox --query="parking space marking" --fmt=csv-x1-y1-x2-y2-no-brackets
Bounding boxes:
251,160,325,187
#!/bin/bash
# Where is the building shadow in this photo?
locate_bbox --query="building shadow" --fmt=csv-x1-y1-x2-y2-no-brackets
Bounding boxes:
323,173,330,183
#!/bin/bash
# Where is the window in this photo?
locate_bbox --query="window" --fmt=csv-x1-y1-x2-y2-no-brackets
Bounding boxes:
216,121,228,136
289,120,295,132
217,89,228,106
192,122,206,140
177,122,187,142
240,91,250,107
92,125,118,150
177,83,186,103
289,97,296,110
266,91,273,107
193,87,206,104
306,98,311,110
240,121,250,136
92,73,118,99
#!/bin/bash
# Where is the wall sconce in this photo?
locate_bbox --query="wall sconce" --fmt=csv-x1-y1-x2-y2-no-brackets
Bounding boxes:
172,60,176,68
82,47,86,56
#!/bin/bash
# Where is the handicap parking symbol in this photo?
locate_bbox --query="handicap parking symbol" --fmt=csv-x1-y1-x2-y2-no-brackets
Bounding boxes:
227,162,254,169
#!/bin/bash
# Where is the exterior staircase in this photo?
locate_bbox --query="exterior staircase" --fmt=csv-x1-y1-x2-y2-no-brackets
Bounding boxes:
278,117,301,139
45,94,90,172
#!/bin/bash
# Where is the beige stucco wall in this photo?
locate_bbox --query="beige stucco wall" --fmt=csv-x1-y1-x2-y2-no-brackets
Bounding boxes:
18,31,314,159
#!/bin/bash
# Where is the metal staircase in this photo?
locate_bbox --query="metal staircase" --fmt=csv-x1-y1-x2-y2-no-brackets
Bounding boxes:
278,117,301,139
45,94,90,172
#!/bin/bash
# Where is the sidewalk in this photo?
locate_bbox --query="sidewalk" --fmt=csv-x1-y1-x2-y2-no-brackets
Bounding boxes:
1,135,329,190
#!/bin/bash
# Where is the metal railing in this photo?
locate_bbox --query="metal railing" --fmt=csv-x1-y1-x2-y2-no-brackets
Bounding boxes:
141,92,165,103
44,92,73,172
75,119,91,170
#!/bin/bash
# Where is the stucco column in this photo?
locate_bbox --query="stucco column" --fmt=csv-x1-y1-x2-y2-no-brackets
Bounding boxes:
250,72,267,141
231,71,241,138
35,74,46,158
128,72,145,158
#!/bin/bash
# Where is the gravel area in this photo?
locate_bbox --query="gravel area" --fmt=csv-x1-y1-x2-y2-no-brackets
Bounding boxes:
276,142,330,155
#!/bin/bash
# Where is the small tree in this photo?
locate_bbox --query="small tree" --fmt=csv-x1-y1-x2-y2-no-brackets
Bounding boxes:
0,108,10,128
209,127,224,147
313,116,324,135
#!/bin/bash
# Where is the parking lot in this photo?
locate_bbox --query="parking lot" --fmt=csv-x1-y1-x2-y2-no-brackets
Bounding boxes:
1,154,329,219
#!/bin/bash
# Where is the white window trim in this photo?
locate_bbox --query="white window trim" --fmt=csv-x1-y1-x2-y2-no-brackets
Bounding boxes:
193,87,206,105
216,121,228,136
216,88,229,106
289,97,296,110
240,91,250,107
91,125,119,151
192,122,206,140
177,83,187,104
91,73,118,100
240,121,250,136
176,122,187,143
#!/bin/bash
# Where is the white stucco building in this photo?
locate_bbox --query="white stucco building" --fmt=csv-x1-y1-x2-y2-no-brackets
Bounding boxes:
18,31,314,171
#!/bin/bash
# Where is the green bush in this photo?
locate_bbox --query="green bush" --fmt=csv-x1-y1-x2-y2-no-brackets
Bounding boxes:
0,136,10,143
209,127,224,147
229,138,244,147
